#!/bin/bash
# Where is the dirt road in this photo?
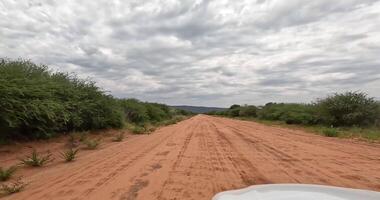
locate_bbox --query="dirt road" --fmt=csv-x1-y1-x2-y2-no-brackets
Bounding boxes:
3,115,380,200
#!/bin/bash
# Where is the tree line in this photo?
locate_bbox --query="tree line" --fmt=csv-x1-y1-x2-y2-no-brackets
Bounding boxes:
0,59,191,141
209,92,380,128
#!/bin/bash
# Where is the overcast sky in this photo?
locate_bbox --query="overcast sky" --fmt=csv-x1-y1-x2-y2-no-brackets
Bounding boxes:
1,0,380,107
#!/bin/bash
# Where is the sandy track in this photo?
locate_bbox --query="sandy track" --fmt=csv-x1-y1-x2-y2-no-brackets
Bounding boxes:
2,115,380,200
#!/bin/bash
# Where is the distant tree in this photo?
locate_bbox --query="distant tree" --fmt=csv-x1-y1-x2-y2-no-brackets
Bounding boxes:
239,105,258,117
316,91,379,126
229,104,241,109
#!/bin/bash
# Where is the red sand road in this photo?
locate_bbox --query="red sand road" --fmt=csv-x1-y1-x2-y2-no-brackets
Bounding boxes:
1,115,380,200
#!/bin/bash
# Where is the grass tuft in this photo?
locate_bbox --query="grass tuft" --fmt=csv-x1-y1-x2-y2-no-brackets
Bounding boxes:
0,166,17,182
19,149,53,167
83,139,100,150
322,128,339,137
132,126,146,134
60,148,79,162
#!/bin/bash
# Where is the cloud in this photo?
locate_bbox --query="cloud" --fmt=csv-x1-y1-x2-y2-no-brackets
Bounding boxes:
1,0,379,107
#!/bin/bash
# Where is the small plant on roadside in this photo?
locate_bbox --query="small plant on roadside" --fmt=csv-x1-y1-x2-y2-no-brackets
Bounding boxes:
60,148,79,162
19,149,53,167
0,166,17,182
323,128,339,137
112,133,124,142
83,139,100,149
132,126,145,134
0,178,27,195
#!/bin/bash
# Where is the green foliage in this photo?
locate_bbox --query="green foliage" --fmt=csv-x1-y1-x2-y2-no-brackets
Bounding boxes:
228,108,241,117
0,166,17,182
316,91,379,126
211,92,380,128
322,128,339,137
19,150,53,167
119,99,175,126
229,104,241,109
83,139,100,150
0,59,185,141
0,178,27,195
132,126,146,134
120,99,149,124
238,105,258,117
258,103,317,125
0,59,123,140
60,148,78,162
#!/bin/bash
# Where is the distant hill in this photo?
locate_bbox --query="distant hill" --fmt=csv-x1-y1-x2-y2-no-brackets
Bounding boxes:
171,105,226,114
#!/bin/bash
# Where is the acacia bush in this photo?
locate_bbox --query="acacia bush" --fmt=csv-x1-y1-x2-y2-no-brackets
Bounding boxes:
0,59,189,141
316,92,379,126
258,103,317,125
120,99,175,125
120,99,149,125
210,92,379,128
0,59,124,139
238,105,258,117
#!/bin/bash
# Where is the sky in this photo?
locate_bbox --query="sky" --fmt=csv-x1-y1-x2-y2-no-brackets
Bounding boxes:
1,0,380,107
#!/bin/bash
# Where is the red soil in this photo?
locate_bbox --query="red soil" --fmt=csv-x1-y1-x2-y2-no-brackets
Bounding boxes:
1,115,379,200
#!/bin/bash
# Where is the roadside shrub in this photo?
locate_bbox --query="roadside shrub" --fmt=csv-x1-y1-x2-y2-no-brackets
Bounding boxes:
145,103,169,122
316,92,379,126
60,148,78,162
19,150,53,167
227,108,241,117
120,99,176,126
258,103,317,125
238,105,258,117
230,104,241,109
120,99,149,124
0,58,230,142
0,59,123,140
0,178,27,195
132,126,145,134
322,128,339,137
112,132,124,142
0,166,17,182
83,139,100,150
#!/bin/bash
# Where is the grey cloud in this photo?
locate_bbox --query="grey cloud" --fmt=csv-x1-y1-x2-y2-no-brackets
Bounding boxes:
1,0,380,107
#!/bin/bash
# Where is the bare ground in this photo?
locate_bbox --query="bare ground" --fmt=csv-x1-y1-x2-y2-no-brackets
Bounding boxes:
1,115,380,200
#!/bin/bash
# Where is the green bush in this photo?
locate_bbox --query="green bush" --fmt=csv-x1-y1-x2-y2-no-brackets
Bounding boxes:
258,103,317,125
60,148,79,162
227,108,241,117
132,126,146,134
120,99,149,124
0,59,123,140
322,128,339,137
316,92,379,126
19,150,53,167
83,139,100,150
238,105,258,117
120,99,175,125
229,104,241,109
145,103,170,122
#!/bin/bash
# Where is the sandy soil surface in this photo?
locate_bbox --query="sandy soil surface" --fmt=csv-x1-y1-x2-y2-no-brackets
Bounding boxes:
1,115,380,200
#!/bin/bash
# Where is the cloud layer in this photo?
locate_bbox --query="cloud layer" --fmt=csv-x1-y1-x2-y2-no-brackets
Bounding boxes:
1,0,379,106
